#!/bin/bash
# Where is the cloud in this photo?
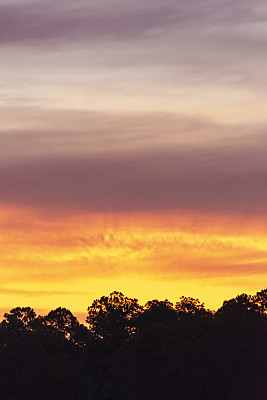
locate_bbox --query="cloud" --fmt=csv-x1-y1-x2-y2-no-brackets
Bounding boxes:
0,0,266,46
1,0,267,109
1,107,265,160
0,0,180,45
1,202,267,285
0,287,86,297
0,135,267,215
0,109,241,159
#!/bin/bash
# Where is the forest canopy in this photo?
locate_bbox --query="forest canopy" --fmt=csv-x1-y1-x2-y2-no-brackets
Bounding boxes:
0,288,266,400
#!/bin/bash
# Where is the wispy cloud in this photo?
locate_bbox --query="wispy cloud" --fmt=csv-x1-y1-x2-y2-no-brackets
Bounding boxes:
0,0,179,45
1,0,266,45
0,133,267,215
1,0,267,119
0,109,249,159
1,208,267,284
0,287,87,296
1,0,267,314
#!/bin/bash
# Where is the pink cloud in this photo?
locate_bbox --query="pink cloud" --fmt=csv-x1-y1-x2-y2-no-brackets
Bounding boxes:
0,137,267,216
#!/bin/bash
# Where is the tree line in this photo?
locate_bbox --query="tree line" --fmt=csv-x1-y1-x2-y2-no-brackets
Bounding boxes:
0,288,266,399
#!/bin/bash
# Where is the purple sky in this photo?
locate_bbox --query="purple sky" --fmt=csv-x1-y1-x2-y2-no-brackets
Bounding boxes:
1,0,267,217
1,0,267,218
1,0,267,312
1,134,267,215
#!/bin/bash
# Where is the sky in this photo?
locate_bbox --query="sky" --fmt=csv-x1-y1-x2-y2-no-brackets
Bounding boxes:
1,0,267,320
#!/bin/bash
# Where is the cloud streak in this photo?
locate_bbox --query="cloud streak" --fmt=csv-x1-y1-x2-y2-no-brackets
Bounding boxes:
1,137,267,215
0,287,87,297
0,0,266,46
1,0,267,315
1,109,254,159
0,0,179,45
2,0,267,118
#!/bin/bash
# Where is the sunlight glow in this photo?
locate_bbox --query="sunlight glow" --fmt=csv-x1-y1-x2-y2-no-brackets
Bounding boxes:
1,205,266,316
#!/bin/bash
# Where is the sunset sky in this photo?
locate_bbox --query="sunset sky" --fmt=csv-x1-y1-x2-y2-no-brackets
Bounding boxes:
1,0,267,320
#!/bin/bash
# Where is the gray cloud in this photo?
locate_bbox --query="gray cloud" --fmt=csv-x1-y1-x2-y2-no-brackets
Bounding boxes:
0,137,267,215
1,0,267,103
0,0,266,45
0,109,241,160
0,0,180,44
1,108,265,161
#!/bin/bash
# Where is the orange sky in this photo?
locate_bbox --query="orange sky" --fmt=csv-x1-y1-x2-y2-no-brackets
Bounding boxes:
1,205,266,321
1,0,267,322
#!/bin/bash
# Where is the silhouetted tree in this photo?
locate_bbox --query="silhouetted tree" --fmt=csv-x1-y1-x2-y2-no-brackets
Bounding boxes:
175,296,212,318
1,307,38,335
86,291,142,346
214,291,267,400
0,287,266,399
216,293,260,316
137,299,176,331
253,288,267,314
44,307,90,346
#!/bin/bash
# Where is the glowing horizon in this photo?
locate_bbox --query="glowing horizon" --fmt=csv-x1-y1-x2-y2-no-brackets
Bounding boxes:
1,205,266,320
1,0,267,320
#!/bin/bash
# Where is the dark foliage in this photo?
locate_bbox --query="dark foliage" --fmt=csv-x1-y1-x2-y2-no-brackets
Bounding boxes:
86,291,142,346
0,289,266,399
